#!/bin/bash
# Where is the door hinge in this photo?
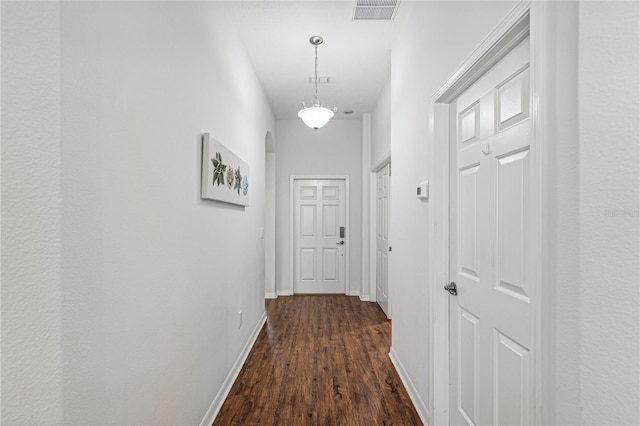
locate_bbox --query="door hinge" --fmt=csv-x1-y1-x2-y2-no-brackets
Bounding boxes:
389,162,391,176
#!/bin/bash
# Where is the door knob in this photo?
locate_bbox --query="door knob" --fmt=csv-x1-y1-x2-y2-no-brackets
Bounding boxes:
336,241,345,245
444,282,457,296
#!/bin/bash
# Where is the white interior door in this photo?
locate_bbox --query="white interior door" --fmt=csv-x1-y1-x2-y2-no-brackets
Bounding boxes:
448,36,533,425
376,164,390,317
293,179,347,294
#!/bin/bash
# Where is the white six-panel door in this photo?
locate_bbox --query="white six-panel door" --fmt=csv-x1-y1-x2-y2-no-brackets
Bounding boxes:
376,164,390,317
293,179,347,294
449,37,532,426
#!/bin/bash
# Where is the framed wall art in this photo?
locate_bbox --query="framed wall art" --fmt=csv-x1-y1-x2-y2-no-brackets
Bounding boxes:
201,133,249,206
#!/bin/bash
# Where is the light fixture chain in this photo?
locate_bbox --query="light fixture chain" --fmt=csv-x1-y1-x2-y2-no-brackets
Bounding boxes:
314,44,319,104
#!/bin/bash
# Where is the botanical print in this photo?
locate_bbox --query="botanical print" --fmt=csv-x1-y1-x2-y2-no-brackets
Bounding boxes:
212,152,226,186
226,166,235,189
234,167,242,195
201,134,250,207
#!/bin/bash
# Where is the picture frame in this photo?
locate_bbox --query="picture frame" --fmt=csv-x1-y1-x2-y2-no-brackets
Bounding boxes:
201,133,250,207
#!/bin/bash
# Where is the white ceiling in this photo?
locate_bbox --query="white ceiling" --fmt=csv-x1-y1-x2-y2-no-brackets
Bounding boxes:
227,1,401,120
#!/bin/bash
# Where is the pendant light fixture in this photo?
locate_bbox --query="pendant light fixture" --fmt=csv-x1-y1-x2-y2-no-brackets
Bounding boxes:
298,36,336,130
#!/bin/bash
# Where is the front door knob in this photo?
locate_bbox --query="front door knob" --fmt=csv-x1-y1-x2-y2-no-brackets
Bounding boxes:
336,241,345,245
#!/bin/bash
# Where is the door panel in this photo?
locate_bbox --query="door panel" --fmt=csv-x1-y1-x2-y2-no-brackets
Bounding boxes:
459,102,480,144
322,249,339,281
496,67,530,131
300,205,316,238
301,249,316,281
294,179,346,294
322,185,339,200
459,164,480,281
494,331,530,425
376,164,390,317
449,37,532,426
300,185,317,200
495,148,530,301
458,306,480,425
322,205,339,237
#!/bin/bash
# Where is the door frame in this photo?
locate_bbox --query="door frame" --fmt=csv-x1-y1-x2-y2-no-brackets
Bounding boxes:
369,155,391,311
289,175,350,295
430,2,549,424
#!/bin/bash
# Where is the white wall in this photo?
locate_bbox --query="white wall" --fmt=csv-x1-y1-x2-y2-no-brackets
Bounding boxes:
2,2,275,424
371,76,391,167
361,114,372,300
542,3,639,424
384,0,518,420
265,150,277,298
1,3,64,423
576,2,639,424
275,119,362,296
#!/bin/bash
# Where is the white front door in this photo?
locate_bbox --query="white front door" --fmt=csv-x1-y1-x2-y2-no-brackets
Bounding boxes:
376,164,390,317
449,36,533,425
293,179,347,294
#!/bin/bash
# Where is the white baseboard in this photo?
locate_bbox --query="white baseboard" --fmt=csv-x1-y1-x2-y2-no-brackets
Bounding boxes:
389,347,430,425
276,290,291,296
200,312,267,426
359,294,370,302
265,292,277,299
347,290,360,297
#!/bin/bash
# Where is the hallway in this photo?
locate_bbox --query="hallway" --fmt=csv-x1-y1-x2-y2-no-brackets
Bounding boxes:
214,296,422,425
2,1,638,425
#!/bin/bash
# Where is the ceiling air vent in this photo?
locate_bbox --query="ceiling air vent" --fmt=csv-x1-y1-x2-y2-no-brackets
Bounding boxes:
353,0,400,21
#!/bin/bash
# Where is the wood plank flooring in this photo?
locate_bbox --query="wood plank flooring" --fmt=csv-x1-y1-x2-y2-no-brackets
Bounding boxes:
213,295,423,425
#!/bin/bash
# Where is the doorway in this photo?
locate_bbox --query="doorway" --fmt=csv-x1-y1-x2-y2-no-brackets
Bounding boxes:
290,176,349,294
431,4,543,425
375,163,390,317
448,35,532,426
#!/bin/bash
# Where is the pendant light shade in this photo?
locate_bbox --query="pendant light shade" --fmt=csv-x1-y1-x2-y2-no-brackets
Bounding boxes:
298,104,334,130
299,36,336,130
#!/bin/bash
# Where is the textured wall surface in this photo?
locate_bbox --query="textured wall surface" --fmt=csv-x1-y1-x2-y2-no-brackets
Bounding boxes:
371,76,391,168
360,114,372,299
60,3,274,423
3,2,275,424
577,2,640,424
1,3,64,424
275,120,362,295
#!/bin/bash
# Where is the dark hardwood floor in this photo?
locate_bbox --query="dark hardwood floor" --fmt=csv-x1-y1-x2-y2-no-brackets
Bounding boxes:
213,295,423,425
